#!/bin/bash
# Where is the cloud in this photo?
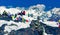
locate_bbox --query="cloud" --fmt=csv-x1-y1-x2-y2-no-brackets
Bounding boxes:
0,4,45,14
47,11,52,17
0,6,6,14
0,6,25,15
29,4,45,12
52,8,60,15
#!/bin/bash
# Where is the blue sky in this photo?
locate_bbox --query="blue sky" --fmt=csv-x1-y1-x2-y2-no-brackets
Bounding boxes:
0,0,60,11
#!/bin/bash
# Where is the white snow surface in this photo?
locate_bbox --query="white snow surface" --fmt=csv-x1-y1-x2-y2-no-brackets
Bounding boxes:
42,21,59,27
0,20,30,32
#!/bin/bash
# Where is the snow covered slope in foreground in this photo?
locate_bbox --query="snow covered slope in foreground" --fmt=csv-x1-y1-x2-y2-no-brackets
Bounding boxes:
0,20,30,33
0,20,48,35
0,20,59,35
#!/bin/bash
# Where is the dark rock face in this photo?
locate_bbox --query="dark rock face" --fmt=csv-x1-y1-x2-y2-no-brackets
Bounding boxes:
41,22,60,35
8,28,42,35
30,20,44,35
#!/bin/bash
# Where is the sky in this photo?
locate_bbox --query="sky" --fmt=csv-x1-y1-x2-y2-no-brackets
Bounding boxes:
0,0,60,11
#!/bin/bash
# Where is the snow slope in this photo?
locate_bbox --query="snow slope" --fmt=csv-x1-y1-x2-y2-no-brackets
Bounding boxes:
0,20,30,32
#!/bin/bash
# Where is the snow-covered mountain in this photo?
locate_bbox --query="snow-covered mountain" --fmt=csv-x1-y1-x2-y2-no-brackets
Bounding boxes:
0,4,60,35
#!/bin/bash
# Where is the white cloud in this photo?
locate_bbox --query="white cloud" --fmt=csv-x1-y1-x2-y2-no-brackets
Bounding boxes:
47,11,52,17
29,4,45,13
0,6,25,15
0,4,45,15
52,8,60,15
0,6,6,14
